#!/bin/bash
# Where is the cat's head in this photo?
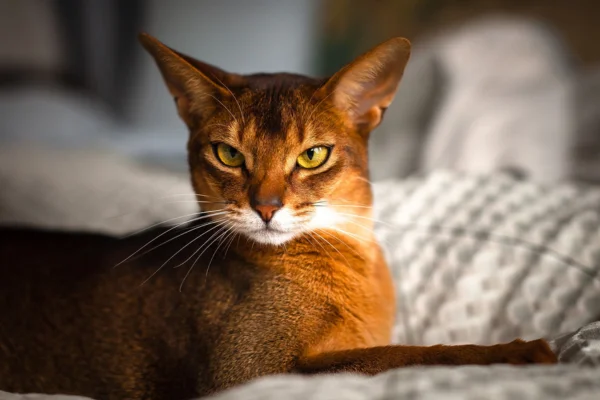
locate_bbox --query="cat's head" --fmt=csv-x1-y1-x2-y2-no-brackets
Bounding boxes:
140,33,410,246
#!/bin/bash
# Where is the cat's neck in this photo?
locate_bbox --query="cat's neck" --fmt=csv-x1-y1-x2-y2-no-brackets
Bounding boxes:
228,219,380,276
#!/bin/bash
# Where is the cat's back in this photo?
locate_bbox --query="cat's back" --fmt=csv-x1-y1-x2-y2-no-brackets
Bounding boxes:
0,225,246,397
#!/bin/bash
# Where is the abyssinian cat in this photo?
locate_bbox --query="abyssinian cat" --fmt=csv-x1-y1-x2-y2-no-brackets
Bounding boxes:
0,33,557,399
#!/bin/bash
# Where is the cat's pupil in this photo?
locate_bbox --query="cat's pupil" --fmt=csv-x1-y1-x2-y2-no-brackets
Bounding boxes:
306,148,315,160
229,148,238,158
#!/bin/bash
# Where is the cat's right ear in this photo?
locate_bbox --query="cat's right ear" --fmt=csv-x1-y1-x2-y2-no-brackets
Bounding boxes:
138,33,244,127
316,37,411,134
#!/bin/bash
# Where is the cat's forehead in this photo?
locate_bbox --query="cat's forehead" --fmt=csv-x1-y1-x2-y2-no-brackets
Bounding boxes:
215,73,336,145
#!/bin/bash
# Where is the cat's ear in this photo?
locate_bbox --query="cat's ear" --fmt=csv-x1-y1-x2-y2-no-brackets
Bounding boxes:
318,37,411,133
138,33,245,127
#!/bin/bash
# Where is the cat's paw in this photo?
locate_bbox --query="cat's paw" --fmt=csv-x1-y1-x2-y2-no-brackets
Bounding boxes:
495,338,558,365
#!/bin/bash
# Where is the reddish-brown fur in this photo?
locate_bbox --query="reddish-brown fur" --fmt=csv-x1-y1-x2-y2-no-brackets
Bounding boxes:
0,34,556,400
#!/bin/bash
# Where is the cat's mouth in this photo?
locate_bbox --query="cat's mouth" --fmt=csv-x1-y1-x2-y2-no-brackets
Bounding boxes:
248,227,297,246
252,226,285,233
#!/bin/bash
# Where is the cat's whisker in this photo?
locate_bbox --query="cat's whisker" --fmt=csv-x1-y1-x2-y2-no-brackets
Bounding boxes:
306,99,353,131
179,223,233,292
331,226,376,245
312,198,372,209
305,88,337,127
139,218,226,286
210,73,246,126
313,230,350,267
333,194,374,204
335,212,392,227
308,231,334,263
165,200,229,205
140,218,230,286
119,211,202,239
159,193,221,200
306,232,326,259
191,123,232,141
223,231,238,259
170,221,231,270
206,224,237,277
317,204,372,209
352,175,374,185
301,232,319,253
135,215,228,261
340,219,392,247
310,104,340,127
202,123,231,130
301,86,320,121
199,92,239,127
319,229,363,260
115,211,229,267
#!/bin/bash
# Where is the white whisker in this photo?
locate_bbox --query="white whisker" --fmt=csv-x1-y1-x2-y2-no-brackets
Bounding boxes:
171,221,230,270
159,193,221,199
139,218,226,286
308,231,333,262
206,225,237,277
201,92,238,126
320,229,363,259
211,74,246,126
316,203,372,209
302,232,320,253
305,88,337,126
165,200,228,205
313,230,350,266
114,211,228,267
179,223,232,291
136,215,228,260
352,176,374,185
335,212,392,227
331,226,375,245
119,212,202,239
223,232,238,259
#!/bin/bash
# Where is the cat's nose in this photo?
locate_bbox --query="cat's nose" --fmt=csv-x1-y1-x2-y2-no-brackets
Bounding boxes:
252,197,283,223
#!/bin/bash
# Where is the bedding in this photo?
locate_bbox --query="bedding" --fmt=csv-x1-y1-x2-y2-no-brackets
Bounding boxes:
0,148,599,399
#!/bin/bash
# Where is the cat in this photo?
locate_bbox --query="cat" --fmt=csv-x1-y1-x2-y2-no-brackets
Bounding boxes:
0,33,557,400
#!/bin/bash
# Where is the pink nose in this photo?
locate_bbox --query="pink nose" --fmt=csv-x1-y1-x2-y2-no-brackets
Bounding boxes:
253,204,281,223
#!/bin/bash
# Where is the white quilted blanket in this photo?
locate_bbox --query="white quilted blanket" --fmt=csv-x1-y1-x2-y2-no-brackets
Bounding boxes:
1,148,599,399
373,172,600,345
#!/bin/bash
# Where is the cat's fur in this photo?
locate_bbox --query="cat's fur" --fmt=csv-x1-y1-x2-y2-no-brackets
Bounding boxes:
0,34,556,400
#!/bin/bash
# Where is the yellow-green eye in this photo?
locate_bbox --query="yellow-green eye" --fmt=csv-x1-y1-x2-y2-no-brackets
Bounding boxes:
215,143,245,167
297,146,330,169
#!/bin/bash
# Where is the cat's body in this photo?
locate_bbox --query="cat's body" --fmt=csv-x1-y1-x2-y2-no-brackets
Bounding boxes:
0,223,392,398
0,34,556,399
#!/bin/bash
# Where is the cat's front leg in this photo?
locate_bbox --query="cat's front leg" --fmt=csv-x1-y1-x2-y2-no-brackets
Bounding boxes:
294,339,557,375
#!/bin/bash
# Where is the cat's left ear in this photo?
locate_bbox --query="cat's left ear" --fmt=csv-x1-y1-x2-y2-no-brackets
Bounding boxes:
318,37,411,133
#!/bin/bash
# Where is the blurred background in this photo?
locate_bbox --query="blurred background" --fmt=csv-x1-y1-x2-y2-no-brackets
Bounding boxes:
1,0,600,210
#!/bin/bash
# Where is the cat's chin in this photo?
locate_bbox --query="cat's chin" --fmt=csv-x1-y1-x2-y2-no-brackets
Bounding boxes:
246,228,297,246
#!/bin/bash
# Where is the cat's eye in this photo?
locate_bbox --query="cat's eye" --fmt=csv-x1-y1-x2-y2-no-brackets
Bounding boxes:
215,143,245,167
297,146,330,169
